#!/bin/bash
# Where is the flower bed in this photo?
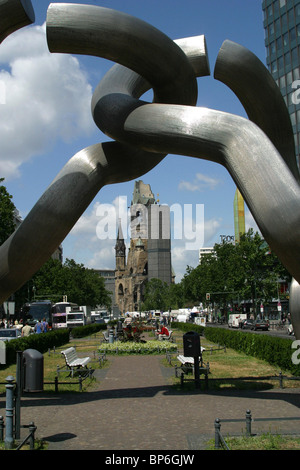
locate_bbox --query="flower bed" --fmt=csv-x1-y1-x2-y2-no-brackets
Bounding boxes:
99,340,178,355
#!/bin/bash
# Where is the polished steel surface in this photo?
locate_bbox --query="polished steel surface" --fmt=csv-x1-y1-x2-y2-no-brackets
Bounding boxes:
215,40,300,183
0,2,299,338
0,0,34,44
0,2,206,302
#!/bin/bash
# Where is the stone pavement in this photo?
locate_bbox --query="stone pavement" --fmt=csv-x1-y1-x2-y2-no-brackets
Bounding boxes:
1,352,300,451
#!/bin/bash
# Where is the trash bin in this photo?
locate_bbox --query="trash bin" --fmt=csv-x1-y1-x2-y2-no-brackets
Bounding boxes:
183,331,201,357
109,328,114,343
23,349,44,392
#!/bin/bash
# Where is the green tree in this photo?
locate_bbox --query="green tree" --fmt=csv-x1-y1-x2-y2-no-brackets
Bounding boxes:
0,178,16,245
16,258,112,308
141,278,169,311
180,229,291,313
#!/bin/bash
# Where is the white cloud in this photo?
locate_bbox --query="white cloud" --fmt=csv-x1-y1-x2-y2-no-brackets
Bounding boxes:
0,23,95,180
178,172,221,192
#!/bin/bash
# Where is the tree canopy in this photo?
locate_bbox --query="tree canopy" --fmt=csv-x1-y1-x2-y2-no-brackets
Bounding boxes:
0,177,16,245
141,229,291,313
15,258,112,310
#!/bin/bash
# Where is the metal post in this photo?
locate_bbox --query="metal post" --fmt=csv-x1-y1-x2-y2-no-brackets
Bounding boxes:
279,371,283,388
0,416,4,441
5,375,15,449
28,422,36,450
15,351,23,440
214,418,221,449
246,409,252,436
194,356,200,389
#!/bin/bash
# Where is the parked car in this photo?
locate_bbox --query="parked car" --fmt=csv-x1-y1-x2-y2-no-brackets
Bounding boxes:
241,319,254,329
252,319,269,331
0,328,22,341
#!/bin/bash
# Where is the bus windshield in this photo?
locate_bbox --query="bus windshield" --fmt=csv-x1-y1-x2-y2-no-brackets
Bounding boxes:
22,301,52,325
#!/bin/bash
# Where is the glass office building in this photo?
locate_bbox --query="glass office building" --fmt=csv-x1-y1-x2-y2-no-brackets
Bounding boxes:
262,0,300,169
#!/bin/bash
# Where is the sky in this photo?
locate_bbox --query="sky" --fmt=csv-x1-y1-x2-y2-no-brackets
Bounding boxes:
0,0,266,282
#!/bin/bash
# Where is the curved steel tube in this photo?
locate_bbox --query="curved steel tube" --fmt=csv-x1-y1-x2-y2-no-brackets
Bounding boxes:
1,2,300,338
215,40,300,183
46,3,198,106
0,0,34,44
0,3,209,302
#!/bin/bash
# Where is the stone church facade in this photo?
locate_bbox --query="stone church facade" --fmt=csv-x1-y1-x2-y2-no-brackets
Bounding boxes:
115,180,172,314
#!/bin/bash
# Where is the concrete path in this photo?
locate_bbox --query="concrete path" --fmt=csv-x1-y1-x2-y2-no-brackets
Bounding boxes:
2,354,300,451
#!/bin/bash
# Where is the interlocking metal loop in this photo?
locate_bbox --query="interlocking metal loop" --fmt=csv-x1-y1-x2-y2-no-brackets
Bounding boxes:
1,1,300,337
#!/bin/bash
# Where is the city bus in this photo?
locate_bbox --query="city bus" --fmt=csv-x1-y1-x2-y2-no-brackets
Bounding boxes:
21,300,53,327
51,302,78,329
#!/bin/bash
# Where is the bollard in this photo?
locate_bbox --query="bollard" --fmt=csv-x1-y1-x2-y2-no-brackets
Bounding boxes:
55,376,59,393
246,410,252,436
0,416,3,441
279,371,283,388
28,422,37,450
5,376,15,449
214,418,221,449
109,329,114,344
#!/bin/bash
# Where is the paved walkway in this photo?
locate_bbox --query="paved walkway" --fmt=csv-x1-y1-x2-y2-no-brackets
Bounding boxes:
2,353,300,450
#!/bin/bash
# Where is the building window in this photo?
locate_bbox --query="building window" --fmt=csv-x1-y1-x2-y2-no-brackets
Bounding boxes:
285,51,291,66
279,0,286,8
287,70,293,85
280,74,286,88
271,60,278,73
290,27,296,42
290,111,296,126
276,36,283,50
268,5,273,17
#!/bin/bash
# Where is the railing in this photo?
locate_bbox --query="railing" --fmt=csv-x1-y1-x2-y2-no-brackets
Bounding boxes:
214,410,300,450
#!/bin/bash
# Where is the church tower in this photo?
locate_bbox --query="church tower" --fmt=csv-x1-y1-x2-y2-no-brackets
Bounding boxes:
115,219,126,271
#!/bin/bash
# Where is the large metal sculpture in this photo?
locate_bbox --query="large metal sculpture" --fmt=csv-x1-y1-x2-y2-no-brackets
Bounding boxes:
0,1,300,337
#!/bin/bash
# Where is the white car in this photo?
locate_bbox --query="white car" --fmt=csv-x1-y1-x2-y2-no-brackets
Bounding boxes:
0,328,22,341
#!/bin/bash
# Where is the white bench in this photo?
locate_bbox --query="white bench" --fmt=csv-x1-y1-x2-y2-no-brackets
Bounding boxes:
160,330,173,341
177,347,205,366
61,347,91,376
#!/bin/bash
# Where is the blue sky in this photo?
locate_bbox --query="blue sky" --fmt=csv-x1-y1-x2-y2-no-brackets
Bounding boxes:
1,0,266,281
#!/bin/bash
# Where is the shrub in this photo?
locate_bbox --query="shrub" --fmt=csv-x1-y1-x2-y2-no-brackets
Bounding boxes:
173,323,300,376
71,323,106,338
3,329,70,366
99,340,177,355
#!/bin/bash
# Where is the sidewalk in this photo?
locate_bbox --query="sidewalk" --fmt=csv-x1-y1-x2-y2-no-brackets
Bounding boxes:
4,354,300,450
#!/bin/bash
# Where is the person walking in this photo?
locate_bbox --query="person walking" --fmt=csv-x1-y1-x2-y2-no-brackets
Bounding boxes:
35,320,43,334
21,322,32,337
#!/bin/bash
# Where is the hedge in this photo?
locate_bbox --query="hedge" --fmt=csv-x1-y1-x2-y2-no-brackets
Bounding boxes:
173,322,300,376
3,329,70,367
71,323,107,338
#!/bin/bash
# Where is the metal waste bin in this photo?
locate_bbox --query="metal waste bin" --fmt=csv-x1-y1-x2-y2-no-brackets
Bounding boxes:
23,349,44,392
183,331,201,357
109,328,114,343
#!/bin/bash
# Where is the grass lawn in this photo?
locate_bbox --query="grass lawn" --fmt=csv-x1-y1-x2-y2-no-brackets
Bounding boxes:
168,330,298,391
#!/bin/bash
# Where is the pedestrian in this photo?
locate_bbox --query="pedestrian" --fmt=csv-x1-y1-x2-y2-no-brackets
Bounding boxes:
35,319,43,334
22,322,32,337
42,317,49,332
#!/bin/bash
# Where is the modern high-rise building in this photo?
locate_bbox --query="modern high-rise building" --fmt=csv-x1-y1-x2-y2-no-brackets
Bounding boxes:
262,0,300,169
114,180,172,313
233,188,245,243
